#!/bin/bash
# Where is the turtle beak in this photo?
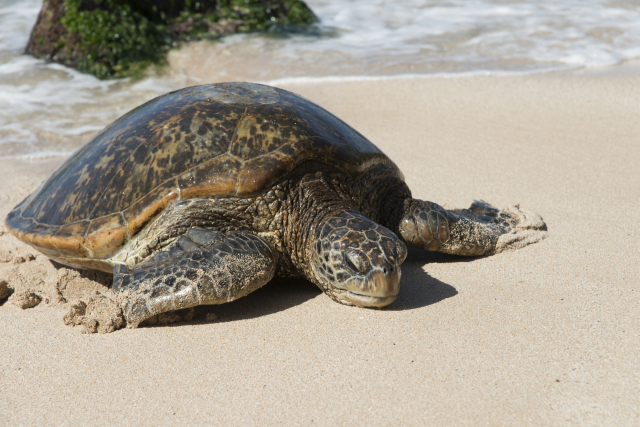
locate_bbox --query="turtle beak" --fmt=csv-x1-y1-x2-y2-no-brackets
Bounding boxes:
337,266,401,308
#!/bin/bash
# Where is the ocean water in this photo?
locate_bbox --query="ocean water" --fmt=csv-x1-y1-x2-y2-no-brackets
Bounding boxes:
1,0,640,158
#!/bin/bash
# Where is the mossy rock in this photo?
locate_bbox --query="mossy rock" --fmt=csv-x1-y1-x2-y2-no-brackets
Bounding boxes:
25,0,317,79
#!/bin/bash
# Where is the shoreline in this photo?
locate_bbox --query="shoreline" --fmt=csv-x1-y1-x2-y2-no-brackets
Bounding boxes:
263,58,640,85
5,58,640,162
1,69,639,425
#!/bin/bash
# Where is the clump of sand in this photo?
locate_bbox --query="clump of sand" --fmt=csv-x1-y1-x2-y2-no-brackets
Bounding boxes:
0,225,125,333
63,293,125,334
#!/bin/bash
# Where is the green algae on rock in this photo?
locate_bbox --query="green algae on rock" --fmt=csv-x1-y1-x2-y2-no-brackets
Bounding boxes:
25,0,318,79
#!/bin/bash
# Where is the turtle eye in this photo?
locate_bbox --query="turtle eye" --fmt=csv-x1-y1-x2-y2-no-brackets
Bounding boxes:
344,250,370,275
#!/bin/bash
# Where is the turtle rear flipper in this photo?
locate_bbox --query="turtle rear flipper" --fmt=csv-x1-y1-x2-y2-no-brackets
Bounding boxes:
114,229,277,326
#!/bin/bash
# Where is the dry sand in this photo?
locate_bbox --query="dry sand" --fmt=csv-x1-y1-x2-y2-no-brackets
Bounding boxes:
1,69,639,425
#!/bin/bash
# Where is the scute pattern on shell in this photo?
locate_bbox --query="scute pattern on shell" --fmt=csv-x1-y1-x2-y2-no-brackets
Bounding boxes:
6,82,402,260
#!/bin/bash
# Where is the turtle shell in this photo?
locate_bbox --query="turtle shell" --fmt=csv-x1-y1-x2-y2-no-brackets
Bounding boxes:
6,83,402,268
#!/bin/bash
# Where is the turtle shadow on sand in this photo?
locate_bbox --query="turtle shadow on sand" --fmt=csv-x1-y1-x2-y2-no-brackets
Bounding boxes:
388,249,460,312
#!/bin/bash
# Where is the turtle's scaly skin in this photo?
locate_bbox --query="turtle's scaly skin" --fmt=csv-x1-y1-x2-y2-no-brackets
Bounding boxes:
5,83,546,327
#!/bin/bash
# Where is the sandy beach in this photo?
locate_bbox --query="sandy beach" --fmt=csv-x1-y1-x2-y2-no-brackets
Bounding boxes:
1,70,639,425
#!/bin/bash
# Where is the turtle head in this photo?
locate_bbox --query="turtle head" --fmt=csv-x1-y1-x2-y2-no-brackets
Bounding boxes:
309,212,408,308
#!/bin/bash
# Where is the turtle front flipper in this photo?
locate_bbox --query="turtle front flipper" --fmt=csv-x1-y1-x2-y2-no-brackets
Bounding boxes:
114,228,277,326
397,200,546,256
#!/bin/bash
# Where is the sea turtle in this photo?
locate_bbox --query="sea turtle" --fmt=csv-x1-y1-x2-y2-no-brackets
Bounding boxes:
5,82,545,327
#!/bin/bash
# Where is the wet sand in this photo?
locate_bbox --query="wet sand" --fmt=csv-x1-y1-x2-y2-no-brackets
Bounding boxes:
1,70,639,425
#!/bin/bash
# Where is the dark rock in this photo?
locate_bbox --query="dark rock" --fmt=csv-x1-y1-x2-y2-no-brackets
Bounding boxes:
25,0,317,79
